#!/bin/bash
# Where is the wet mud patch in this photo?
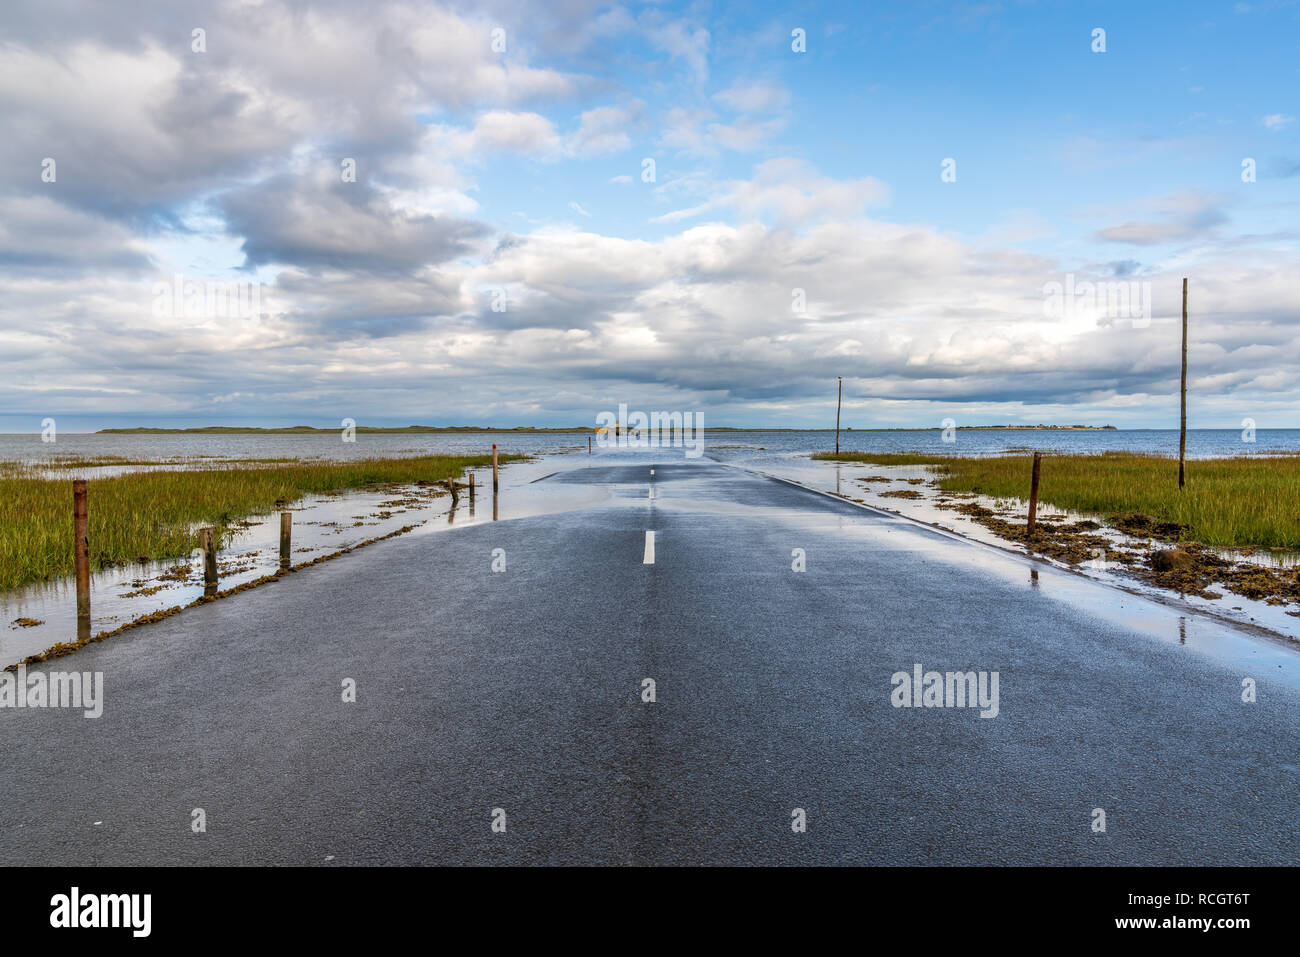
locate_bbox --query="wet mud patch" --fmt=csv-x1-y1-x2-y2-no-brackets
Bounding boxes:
932,500,1300,615
1137,546,1300,610
936,501,1131,568
1113,511,1187,541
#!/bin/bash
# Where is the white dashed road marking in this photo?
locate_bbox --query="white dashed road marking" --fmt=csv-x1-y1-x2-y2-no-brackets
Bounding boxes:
643,530,655,564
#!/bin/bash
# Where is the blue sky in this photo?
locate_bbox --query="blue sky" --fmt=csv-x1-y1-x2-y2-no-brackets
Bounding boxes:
0,0,1297,431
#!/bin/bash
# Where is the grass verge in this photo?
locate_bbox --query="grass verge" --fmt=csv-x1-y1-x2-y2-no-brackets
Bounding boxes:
0,454,523,591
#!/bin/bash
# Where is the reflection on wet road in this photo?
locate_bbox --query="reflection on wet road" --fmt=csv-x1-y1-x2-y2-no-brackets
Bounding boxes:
2,451,1298,865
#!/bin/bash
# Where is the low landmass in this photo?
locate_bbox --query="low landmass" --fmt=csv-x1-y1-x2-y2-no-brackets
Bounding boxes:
97,425,590,434
96,424,1118,434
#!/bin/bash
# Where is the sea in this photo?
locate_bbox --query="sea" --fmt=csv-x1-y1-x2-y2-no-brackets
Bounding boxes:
1,428,1298,467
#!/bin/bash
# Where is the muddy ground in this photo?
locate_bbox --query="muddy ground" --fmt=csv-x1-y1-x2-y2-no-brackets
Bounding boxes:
824,463,1300,619
923,491,1300,616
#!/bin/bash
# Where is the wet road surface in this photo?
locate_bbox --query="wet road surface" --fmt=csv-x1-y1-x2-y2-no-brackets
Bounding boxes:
2,458,1298,864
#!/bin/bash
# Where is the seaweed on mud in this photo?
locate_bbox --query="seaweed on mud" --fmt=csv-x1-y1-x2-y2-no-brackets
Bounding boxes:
158,563,192,582
120,584,167,598
936,501,1131,568
1136,546,1300,607
927,499,1300,612
1112,511,1186,541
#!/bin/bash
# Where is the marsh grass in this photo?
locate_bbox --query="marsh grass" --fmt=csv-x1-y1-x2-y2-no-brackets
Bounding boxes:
0,453,522,591
813,451,1300,548
33,455,307,469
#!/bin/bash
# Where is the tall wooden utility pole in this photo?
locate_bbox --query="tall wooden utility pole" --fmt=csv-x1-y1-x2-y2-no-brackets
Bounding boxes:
1179,277,1188,490
835,376,843,454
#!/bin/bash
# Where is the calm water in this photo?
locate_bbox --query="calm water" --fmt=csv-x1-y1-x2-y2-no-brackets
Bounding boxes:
1,428,1297,467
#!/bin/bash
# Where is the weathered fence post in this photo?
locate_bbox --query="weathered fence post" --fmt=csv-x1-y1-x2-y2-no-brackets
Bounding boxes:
468,472,476,500
279,512,292,570
447,477,459,505
492,444,499,494
200,527,218,596
588,436,592,454
73,479,90,641
1027,452,1042,534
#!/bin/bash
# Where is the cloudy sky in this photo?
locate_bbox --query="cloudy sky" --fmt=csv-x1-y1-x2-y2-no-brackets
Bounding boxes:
2,0,1297,431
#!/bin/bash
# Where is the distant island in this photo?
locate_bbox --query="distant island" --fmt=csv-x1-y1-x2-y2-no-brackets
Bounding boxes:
902,424,1118,431
96,423,1118,434
96,425,591,435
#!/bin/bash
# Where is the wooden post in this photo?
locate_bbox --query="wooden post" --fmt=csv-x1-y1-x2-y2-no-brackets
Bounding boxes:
279,512,292,570
73,480,90,641
1027,452,1042,534
835,376,842,454
200,527,218,596
447,477,459,505
588,436,592,454
1179,277,1188,490
492,444,499,493
468,472,476,500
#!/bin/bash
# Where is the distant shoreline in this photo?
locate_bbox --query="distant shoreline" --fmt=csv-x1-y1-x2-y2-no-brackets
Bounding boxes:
93,424,1120,435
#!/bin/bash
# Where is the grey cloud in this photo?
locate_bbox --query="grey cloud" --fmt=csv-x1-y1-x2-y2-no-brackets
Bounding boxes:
1094,193,1229,245
0,196,154,272
221,175,490,273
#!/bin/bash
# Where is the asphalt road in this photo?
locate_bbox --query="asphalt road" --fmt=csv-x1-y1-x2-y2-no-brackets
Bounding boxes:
2,458,1298,865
